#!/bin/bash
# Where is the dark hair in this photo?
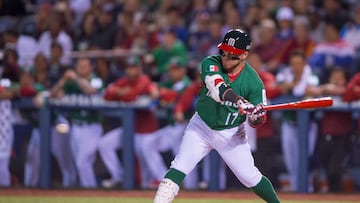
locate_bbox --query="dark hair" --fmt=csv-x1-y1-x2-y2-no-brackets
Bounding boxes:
289,49,306,60
4,28,19,38
51,42,63,51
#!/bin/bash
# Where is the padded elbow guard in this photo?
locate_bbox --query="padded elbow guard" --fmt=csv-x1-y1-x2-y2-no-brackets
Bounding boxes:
205,74,226,102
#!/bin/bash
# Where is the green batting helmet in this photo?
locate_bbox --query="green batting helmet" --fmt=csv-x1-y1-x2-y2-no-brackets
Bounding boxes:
217,29,251,55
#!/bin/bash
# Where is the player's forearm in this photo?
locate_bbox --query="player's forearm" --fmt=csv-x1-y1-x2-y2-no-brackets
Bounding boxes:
75,77,97,95
249,114,267,128
50,79,66,97
222,87,243,103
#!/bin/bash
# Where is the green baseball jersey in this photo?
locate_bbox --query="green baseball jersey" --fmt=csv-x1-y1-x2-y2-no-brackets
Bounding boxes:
197,55,266,130
63,74,103,123
159,76,191,92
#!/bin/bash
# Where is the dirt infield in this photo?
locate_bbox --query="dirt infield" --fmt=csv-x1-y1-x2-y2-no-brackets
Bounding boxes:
0,188,359,201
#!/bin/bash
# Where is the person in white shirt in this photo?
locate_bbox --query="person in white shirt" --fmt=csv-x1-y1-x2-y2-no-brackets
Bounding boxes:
3,29,38,69
38,15,73,66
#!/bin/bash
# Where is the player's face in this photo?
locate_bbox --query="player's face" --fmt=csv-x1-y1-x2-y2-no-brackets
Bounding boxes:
76,59,92,77
169,66,185,82
126,66,141,80
220,50,244,72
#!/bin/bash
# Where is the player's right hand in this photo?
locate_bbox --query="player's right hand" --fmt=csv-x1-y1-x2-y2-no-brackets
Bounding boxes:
249,103,266,121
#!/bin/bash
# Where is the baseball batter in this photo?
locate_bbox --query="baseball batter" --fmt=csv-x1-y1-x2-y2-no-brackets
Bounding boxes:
154,29,280,203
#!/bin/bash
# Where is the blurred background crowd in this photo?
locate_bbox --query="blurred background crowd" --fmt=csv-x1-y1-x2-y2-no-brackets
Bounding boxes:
1,0,360,193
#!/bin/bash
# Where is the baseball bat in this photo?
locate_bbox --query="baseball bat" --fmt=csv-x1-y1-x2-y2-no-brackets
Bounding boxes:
263,97,333,111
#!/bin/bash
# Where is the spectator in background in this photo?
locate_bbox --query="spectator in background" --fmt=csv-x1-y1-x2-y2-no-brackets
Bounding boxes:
276,50,319,192
3,28,38,69
34,3,52,40
99,57,159,189
307,8,326,43
247,52,282,188
50,58,104,188
52,1,75,38
309,68,351,192
90,3,118,50
187,10,210,54
221,7,242,36
114,11,137,50
253,18,284,73
340,4,360,73
38,13,73,66
120,17,159,51
243,3,262,32
75,12,96,51
151,27,188,81
94,57,118,87
275,6,294,41
308,19,355,83
192,15,223,62
292,0,313,15
321,0,349,27
2,48,21,83
272,15,316,69
340,5,360,51
163,6,188,43
47,42,70,86
68,0,92,29
24,53,77,188
32,53,50,88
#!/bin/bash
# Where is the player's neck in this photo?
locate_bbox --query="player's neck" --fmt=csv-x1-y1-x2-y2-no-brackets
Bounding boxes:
228,62,245,77
227,62,244,82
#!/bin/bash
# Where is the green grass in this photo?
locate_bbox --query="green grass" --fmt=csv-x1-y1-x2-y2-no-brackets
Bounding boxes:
0,197,357,203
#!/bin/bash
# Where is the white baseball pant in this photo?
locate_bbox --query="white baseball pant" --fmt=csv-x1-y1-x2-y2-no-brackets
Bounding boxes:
99,127,171,189
281,121,318,191
71,122,102,188
171,112,262,188
24,127,77,187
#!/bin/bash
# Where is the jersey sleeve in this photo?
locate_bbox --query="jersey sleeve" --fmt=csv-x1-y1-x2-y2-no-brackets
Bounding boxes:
200,56,223,83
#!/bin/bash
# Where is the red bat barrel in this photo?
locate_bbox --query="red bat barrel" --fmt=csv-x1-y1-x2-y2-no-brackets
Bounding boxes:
264,97,333,111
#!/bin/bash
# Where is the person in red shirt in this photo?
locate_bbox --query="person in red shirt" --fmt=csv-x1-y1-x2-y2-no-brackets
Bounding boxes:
246,52,282,188
271,16,316,70
99,57,159,189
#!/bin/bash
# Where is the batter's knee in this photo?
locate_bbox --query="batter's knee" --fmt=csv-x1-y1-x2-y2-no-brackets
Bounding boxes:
240,171,263,188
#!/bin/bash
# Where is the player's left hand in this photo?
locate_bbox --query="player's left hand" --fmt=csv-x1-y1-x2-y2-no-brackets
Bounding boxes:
248,103,266,121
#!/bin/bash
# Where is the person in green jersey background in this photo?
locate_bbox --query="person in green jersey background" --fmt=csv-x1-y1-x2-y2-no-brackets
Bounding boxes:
153,29,281,203
51,57,104,188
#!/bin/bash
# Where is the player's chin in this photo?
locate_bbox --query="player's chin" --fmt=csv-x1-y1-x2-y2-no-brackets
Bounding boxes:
223,64,237,73
222,63,232,71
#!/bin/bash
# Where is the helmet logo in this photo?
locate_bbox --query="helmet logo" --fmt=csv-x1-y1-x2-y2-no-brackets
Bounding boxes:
227,38,236,47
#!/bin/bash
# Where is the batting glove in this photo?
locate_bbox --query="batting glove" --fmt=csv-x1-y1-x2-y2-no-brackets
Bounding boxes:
237,98,254,115
248,103,266,121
